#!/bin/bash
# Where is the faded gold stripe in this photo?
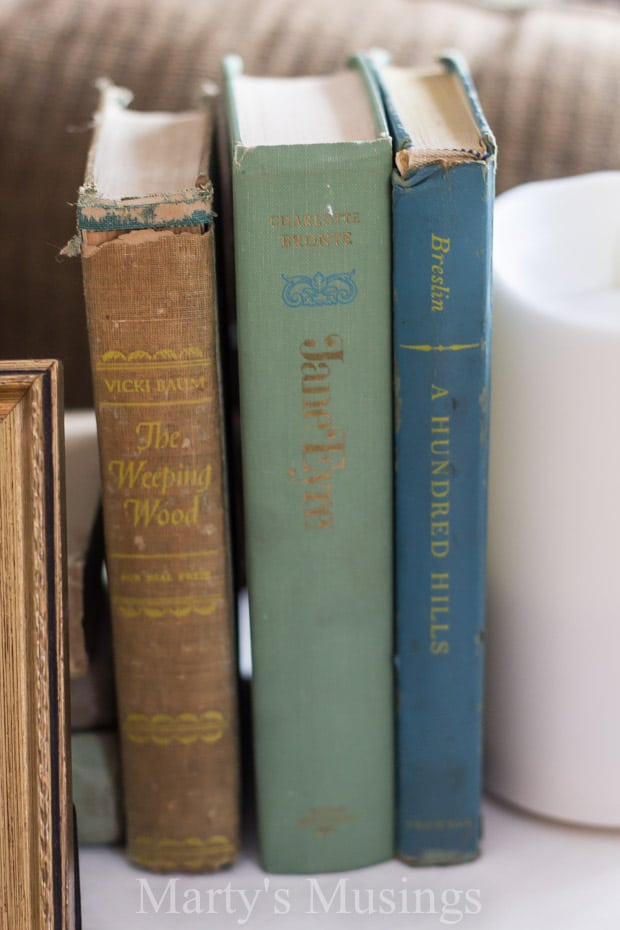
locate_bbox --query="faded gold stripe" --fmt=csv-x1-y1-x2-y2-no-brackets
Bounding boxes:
96,359,210,372
110,550,218,560
99,397,213,408
400,343,480,352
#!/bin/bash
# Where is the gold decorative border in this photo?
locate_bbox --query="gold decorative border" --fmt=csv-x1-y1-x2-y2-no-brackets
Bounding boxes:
130,835,236,871
98,347,206,365
30,376,53,929
113,594,220,619
123,711,226,745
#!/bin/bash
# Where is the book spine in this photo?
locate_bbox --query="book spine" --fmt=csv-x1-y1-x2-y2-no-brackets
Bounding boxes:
231,141,394,873
394,159,494,864
81,230,239,872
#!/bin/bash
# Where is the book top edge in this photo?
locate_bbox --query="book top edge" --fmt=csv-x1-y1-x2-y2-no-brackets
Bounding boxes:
77,81,213,231
222,55,389,148
366,51,496,179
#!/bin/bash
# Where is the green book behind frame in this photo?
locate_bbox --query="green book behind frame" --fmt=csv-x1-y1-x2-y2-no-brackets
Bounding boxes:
223,54,394,874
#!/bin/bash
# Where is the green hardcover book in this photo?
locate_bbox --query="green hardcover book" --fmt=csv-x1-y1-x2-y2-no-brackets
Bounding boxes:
223,55,394,874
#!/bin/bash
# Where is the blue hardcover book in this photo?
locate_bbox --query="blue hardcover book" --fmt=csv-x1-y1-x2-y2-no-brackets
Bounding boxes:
369,52,496,864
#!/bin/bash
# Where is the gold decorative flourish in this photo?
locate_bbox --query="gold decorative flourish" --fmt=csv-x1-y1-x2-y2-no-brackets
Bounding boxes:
99,346,206,365
130,835,236,872
124,711,226,745
113,594,220,619
400,342,480,352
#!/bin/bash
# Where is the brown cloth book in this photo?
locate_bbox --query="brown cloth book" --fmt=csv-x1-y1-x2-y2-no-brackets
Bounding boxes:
68,84,239,872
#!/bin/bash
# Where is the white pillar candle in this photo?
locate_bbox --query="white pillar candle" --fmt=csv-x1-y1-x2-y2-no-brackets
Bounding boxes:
485,172,620,827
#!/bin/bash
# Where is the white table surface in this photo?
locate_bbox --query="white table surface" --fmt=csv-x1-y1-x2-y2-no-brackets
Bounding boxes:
79,796,620,928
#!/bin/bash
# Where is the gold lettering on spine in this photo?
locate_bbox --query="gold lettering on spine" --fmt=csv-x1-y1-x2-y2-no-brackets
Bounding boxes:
123,493,201,529
287,335,346,528
271,211,360,247
430,234,451,312
270,211,360,227
105,418,212,529
280,231,353,249
430,385,451,654
97,347,222,606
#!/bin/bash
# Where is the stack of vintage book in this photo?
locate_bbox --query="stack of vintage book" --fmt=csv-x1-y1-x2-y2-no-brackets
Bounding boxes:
61,48,495,879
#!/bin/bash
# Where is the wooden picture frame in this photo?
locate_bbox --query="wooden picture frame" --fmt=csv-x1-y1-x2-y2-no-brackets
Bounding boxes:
0,360,79,929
